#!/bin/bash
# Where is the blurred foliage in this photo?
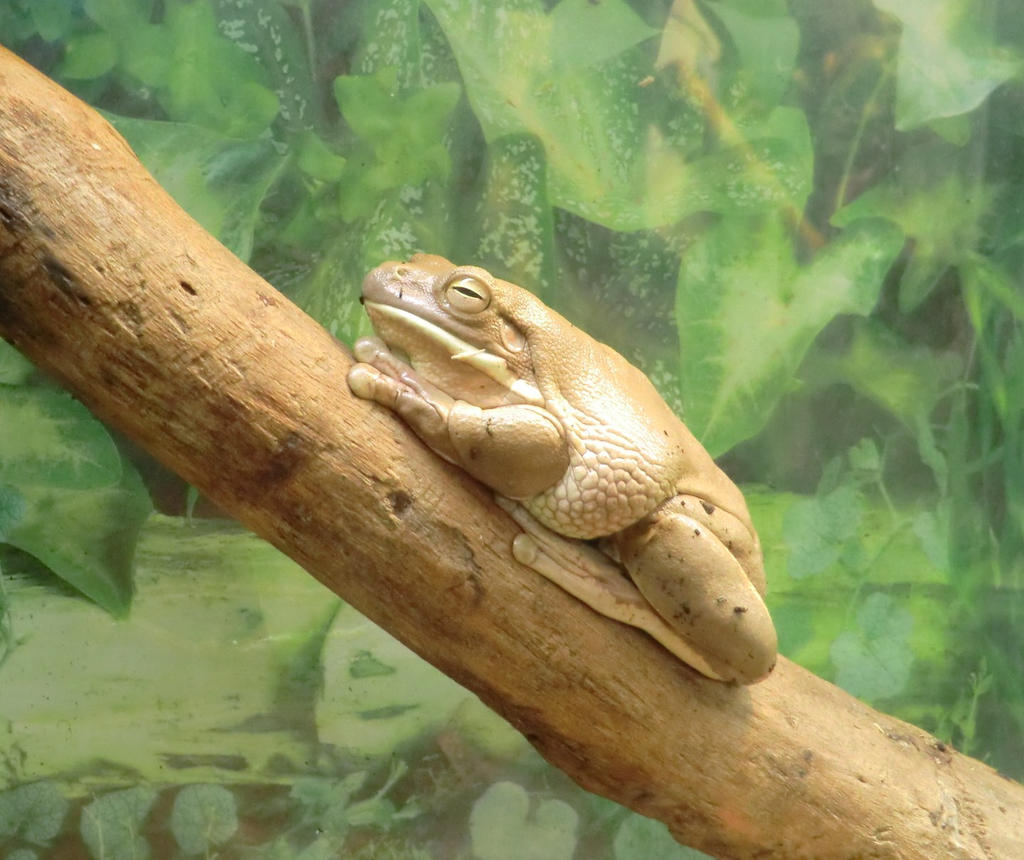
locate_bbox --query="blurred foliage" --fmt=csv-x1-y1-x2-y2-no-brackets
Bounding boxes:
1,0,1023,856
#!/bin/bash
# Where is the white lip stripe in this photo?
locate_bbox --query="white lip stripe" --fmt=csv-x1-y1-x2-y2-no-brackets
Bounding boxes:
364,301,543,404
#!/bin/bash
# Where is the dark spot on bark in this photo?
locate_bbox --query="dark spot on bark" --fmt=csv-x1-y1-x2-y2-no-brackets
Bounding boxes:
733,605,748,615
116,300,143,330
0,199,19,228
386,490,412,516
929,740,953,766
255,430,307,486
178,279,197,296
257,291,278,306
701,500,715,515
169,310,191,335
681,603,691,614
43,254,90,305
0,176,30,234
693,527,701,536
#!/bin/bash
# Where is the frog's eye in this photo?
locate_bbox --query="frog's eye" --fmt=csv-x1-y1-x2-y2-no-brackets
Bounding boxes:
445,275,491,313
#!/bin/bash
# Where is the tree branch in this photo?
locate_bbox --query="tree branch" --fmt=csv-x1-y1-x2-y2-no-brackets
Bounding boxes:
0,47,1020,859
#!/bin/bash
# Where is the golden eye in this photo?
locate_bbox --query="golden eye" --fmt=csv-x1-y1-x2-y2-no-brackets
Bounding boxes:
445,275,491,313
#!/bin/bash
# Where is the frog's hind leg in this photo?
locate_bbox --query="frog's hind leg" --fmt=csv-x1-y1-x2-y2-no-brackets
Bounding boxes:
494,497,725,680
610,503,777,684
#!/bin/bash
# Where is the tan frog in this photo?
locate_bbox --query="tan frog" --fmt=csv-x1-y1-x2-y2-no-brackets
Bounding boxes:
347,254,777,683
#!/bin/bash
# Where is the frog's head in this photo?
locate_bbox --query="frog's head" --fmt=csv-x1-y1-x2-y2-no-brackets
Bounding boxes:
360,254,565,407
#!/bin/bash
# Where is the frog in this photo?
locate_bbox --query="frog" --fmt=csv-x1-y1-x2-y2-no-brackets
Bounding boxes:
346,254,777,683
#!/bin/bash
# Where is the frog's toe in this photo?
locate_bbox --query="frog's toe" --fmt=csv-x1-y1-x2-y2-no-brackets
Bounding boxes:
346,363,386,400
352,335,389,363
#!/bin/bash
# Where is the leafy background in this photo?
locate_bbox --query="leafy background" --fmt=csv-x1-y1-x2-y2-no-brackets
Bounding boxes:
1,0,1023,857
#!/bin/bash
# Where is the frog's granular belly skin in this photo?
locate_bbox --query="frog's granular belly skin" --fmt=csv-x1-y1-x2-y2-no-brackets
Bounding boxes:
524,419,676,539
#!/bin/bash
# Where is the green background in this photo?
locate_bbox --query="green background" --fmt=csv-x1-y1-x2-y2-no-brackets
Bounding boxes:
1,0,1022,857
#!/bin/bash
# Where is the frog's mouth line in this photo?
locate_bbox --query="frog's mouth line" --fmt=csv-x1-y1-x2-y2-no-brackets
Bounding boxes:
363,301,542,404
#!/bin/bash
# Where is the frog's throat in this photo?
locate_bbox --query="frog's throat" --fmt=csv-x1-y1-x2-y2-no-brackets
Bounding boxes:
364,301,543,405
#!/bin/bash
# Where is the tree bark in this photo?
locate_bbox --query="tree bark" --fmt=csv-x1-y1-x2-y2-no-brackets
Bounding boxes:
0,46,1021,860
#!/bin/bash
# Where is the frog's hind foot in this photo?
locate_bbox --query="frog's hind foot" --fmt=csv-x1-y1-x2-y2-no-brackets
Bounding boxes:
494,496,726,681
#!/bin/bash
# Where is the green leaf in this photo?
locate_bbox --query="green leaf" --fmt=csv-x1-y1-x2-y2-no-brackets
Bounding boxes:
170,785,238,856
29,0,73,42
427,0,810,230
0,387,121,490
109,116,287,262
613,812,709,859
833,160,993,311
676,217,904,454
928,113,973,146
548,0,657,72
0,484,25,541
710,1,800,118
6,464,151,616
644,111,812,223
290,773,369,840
805,320,963,428
332,72,461,221
847,438,882,476
468,782,578,860
103,0,279,136
831,592,914,701
118,25,170,87
353,0,426,90
0,341,35,386
783,484,863,580
296,131,347,182
718,0,790,15
80,787,157,860
83,0,148,33
343,795,397,829
293,772,367,810
0,2,37,43
913,504,952,574
474,135,555,293
59,32,118,80
873,0,1023,130
164,71,279,140
212,0,319,131
0,782,69,844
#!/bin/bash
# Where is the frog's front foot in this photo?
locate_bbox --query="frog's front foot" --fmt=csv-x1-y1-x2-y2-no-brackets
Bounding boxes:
348,337,460,461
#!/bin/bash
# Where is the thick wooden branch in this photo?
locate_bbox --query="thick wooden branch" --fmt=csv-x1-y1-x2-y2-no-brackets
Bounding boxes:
0,47,1021,859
